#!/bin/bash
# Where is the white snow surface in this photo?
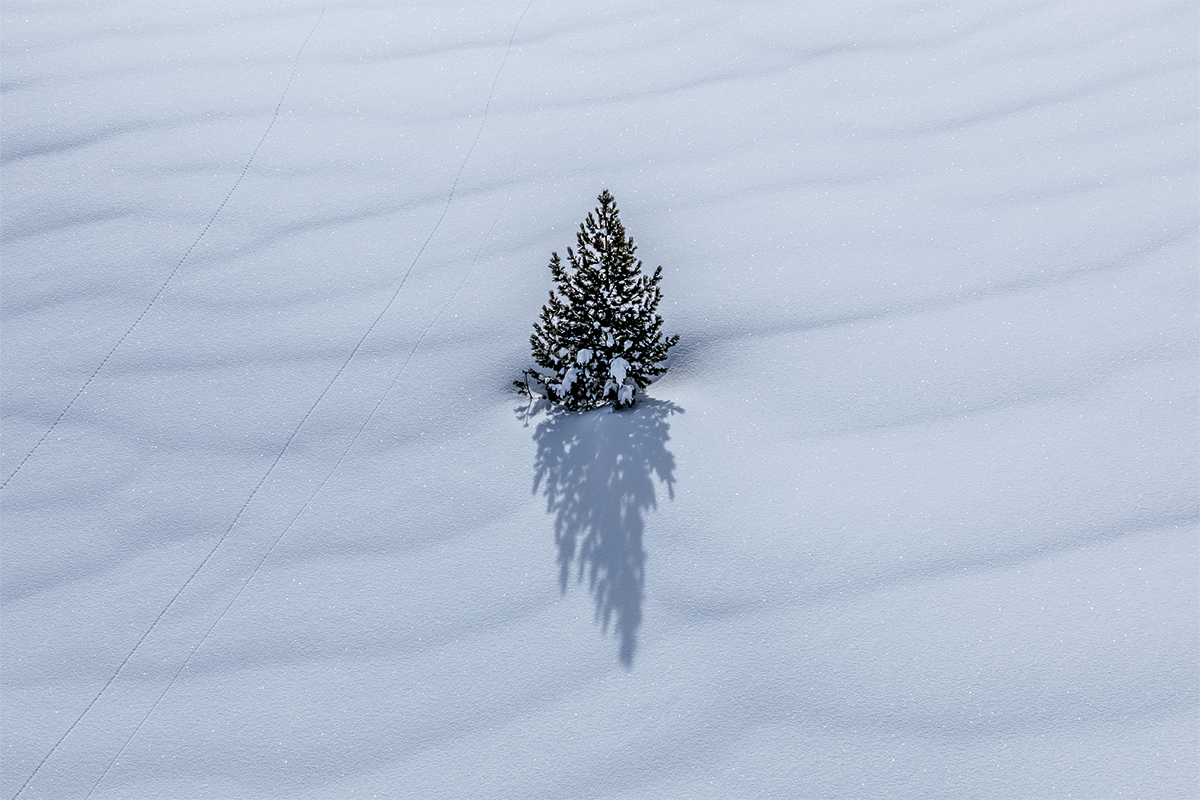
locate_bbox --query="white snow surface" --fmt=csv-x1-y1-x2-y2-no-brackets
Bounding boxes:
610,357,628,383
2,2,1197,798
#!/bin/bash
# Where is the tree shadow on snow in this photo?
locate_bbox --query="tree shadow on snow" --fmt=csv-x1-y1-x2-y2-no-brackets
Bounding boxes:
518,397,683,667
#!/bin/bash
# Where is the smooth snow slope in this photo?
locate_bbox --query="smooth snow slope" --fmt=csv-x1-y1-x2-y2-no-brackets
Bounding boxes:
2,2,1197,798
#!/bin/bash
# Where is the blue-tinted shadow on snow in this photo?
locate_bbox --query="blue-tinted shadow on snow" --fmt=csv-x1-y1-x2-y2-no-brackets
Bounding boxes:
519,397,682,667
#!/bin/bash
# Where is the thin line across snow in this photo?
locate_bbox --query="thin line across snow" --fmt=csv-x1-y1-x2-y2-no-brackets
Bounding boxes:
76,2,534,797
84,169,521,800
5,3,330,798
0,4,327,494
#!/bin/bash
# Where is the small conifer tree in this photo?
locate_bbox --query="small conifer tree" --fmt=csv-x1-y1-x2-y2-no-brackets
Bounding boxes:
516,190,679,411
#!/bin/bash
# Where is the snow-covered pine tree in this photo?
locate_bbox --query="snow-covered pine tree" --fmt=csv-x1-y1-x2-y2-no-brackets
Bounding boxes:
517,189,679,411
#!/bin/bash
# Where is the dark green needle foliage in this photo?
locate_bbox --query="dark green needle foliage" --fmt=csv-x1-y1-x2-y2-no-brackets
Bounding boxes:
516,190,679,411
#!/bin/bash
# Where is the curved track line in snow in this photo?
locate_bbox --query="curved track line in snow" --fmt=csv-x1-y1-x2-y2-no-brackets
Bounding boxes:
0,3,328,494
85,186,520,800
76,3,533,796
5,4,330,797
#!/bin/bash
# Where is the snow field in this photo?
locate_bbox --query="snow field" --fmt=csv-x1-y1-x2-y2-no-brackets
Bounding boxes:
2,1,1196,798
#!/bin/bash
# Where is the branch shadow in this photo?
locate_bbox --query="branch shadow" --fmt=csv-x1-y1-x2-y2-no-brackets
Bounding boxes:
518,397,683,667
